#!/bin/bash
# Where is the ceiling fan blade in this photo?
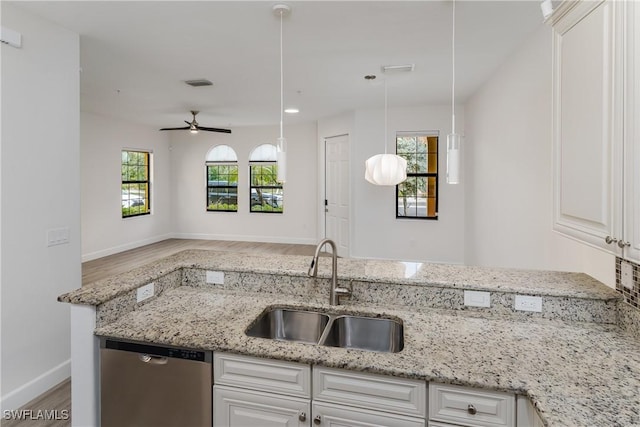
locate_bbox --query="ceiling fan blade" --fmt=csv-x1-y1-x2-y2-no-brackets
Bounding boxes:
159,126,190,131
197,126,232,134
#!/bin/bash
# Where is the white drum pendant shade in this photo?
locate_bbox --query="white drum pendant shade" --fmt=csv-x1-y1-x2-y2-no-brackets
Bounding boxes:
365,153,407,186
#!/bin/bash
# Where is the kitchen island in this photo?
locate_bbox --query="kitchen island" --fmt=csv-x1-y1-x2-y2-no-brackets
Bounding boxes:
60,250,640,427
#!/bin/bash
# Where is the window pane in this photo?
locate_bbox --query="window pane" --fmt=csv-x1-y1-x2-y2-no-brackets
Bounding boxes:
250,163,283,213
122,150,151,217
395,134,437,220
207,164,238,212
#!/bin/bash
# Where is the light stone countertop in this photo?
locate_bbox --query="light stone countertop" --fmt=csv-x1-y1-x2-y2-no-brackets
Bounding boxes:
95,286,640,427
60,249,620,305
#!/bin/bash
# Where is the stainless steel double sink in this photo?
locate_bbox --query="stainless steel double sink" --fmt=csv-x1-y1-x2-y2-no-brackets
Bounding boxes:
245,307,404,353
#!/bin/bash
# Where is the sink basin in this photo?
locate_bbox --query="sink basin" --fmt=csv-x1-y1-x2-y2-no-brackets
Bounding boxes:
246,308,330,344
321,315,404,353
246,307,404,353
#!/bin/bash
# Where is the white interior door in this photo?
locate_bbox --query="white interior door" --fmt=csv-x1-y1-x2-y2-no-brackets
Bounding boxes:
325,135,350,257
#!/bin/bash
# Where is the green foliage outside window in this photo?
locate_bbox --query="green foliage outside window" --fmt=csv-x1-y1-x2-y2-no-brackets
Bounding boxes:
122,150,151,217
250,163,283,213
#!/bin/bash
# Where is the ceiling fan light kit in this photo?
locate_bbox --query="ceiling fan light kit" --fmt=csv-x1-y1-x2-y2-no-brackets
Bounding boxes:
159,110,231,134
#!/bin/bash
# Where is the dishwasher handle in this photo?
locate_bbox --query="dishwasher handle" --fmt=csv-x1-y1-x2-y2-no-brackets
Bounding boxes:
139,354,169,365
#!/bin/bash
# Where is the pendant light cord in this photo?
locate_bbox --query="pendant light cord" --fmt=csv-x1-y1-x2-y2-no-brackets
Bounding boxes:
451,0,456,133
384,79,388,154
279,10,284,140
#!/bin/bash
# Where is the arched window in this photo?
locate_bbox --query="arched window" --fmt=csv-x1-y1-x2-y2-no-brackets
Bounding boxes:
249,144,283,213
206,145,238,212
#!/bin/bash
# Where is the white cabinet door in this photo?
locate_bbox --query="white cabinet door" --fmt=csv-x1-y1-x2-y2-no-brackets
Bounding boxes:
515,396,544,427
623,0,640,262
214,385,310,427
551,0,624,253
312,402,425,427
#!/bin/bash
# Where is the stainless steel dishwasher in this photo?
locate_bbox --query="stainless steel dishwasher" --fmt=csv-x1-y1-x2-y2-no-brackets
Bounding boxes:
100,338,212,427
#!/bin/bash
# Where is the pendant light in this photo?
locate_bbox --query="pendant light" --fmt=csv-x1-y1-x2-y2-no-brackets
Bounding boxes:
364,76,407,186
274,4,290,183
447,0,461,184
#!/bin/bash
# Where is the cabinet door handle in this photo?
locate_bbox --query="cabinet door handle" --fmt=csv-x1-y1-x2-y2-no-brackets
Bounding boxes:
618,240,631,248
298,412,306,422
467,404,477,415
605,236,618,244
313,415,322,425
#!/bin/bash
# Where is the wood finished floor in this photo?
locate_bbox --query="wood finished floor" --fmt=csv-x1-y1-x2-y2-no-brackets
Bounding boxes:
9,239,316,427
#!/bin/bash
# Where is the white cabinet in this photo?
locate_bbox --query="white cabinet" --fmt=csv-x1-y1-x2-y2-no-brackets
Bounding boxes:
312,367,426,426
213,353,312,427
551,0,640,261
312,401,425,427
428,383,515,427
515,396,544,427
214,386,310,427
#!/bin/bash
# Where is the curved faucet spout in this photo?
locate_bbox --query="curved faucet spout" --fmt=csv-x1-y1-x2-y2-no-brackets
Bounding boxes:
308,239,350,305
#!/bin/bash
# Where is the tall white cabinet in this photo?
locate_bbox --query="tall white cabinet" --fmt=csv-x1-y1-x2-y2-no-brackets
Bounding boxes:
551,0,640,262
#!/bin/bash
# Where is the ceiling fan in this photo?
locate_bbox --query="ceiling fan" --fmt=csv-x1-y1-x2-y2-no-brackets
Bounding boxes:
159,110,231,134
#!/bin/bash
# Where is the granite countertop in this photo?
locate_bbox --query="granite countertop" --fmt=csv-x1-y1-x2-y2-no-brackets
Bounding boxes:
95,286,640,427
61,249,620,305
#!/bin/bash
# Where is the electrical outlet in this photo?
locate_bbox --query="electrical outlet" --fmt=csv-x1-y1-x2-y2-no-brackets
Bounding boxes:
137,283,155,303
47,227,70,247
206,271,224,284
621,261,634,290
514,295,543,312
464,290,491,308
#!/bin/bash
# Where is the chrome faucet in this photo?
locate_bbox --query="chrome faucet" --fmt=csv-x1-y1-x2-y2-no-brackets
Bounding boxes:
308,238,351,305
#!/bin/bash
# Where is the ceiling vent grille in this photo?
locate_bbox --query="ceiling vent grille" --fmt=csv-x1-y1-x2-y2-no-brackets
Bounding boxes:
185,79,213,87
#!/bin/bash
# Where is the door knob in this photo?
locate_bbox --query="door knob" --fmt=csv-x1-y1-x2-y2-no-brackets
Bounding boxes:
298,412,306,422
313,415,322,425
605,236,618,244
467,404,477,415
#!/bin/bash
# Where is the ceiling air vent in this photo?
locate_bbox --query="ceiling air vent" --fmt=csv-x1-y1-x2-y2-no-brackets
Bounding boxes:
185,79,213,87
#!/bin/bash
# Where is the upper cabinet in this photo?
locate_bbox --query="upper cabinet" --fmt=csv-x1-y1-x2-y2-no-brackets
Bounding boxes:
551,0,638,261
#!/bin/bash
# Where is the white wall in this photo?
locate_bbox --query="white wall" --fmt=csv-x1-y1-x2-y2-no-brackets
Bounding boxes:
170,122,318,244
80,112,172,261
349,105,465,263
464,25,615,286
1,4,80,409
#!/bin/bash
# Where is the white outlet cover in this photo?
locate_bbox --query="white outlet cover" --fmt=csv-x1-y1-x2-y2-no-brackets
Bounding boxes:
514,295,543,312
206,271,225,284
463,290,491,308
136,283,155,303
621,261,634,290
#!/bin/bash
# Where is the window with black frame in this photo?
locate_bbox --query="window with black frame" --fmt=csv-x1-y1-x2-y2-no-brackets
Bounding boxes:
249,144,283,213
121,150,151,218
206,145,238,212
396,133,438,219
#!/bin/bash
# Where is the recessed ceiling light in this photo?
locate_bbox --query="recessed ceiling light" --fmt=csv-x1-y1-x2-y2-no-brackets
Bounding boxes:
284,108,300,114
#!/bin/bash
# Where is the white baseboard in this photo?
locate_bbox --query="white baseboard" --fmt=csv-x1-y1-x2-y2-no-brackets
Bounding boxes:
172,233,317,246
81,233,173,262
0,359,71,412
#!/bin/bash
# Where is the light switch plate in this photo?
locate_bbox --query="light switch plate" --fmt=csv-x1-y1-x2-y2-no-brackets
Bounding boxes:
206,270,225,284
464,290,491,308
621,261,634,290
514,295,543,312
47,227,70,247
137,283,154,303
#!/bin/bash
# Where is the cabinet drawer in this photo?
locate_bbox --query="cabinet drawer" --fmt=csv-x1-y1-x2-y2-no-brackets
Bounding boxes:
313,401,425,427
313,366,426,417
214,353,311,398
429,383,515,427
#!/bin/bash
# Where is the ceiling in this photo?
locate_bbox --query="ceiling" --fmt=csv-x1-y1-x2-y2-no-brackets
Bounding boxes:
12,1,543,129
